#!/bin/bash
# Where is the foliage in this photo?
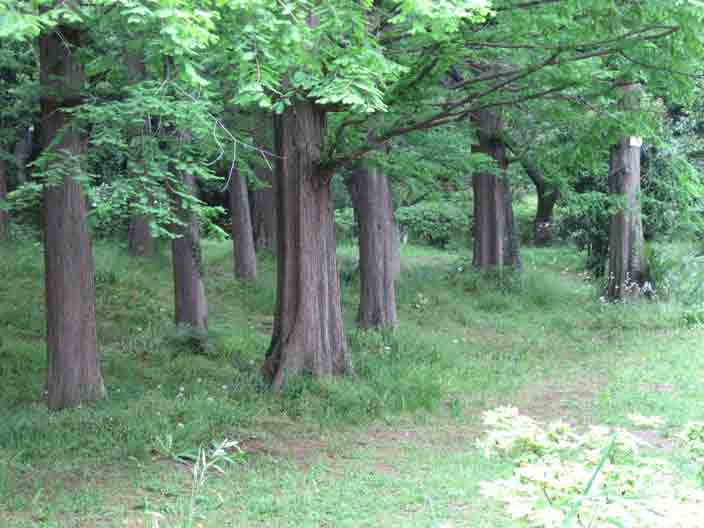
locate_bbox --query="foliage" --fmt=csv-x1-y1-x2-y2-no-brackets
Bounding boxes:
679,422,704,485
646,243,704,322
395,193,469,248
478,407,704,527
334,207,356,243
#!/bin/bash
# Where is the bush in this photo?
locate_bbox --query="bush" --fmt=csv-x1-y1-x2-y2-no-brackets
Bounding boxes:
395,194,469,248
335,207,356,243
478,407,704,528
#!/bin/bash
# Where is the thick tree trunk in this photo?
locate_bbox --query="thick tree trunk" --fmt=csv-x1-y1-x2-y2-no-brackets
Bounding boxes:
230,168,257,280
0,158,8,241
606,135,645,300
523,163,559,246
471,110,520,269
262,101,351,390
40,22,105,410
606,83,645,301
250,165,277,253
171,169,208,341
125,48,155,257
346,166,398,329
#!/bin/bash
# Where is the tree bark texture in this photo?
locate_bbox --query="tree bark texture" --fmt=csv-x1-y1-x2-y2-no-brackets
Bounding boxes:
127,213,154,256
125,48,155,257
250,115,277,253
346,166,398,329
522,162,559,246
250,165,277,253
607,134,645,299
471,110,520,269
170,169,208,339
13,127,33,186
40,22,105,410
262,101,351,390
606,83,646,300
0,159,8,241
230,168,257,280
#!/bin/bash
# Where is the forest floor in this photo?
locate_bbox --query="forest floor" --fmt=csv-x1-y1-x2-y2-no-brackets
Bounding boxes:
1,240,703,527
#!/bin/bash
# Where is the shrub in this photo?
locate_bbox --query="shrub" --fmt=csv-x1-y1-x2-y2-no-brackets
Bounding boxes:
395,194,469,248
478,407,704,527
335,207,356,243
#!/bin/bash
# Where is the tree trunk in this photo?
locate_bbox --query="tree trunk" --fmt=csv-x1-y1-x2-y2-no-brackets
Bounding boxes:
250,165,277,253
13,127,33,186
606,108,645,299
250,115,277,253
128,214,154,256
262,101,351,390
230,168,257,280
346,166,398,329
0,158,8,241
471,110,520,269
125,48,155,257
171,169,208,342
606,83,645,300
40,22,105,410
523,163,559,246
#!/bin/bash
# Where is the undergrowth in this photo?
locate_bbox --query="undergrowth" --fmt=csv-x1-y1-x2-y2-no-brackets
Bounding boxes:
0,239,702,526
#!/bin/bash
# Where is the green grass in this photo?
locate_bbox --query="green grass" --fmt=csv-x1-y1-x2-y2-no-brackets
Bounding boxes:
0,237,702,527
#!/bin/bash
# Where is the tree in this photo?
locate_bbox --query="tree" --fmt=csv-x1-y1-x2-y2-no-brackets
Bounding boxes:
39,15,105,410
346,164,399,329
0,155,7,240
606,83,646,300
215,0,704,383
125,46,155,257
229,166,257,280
471,109,520,269
250,162,277,253
250,116,277,253
503,131,560,247
218,1,490,386
262,102,352,389
170,156,209,343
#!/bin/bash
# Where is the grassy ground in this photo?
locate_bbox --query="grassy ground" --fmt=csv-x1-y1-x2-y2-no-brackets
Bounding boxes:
0,238,702,527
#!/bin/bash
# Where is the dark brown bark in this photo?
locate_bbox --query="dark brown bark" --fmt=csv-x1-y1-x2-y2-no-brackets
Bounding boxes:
250,115,277,253
262,101,351,390
471,110,520,269
0,158,8,241
40,22,105,410
523,162,559,246
251,165,277,253
13,127,32,186
170,169,208,341
230,168,257,280
607,85,645,300
346,166,398,329
127,213,154,256
125,48,155,257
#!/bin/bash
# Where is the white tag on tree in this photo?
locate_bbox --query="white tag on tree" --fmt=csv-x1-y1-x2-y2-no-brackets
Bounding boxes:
629,136,643,148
